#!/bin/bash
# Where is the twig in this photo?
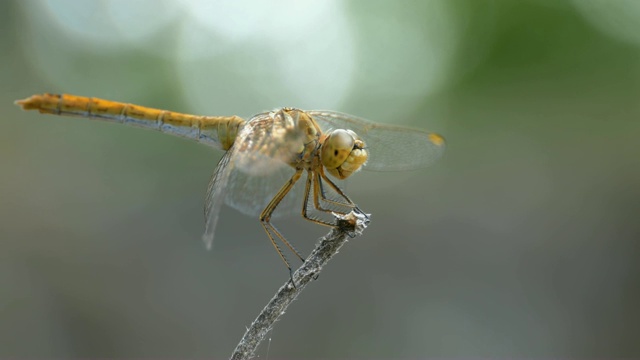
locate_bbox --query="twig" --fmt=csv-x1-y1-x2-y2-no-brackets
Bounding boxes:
229,210,370,360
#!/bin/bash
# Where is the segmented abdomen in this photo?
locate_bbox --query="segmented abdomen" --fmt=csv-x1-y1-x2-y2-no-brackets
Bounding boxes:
16,93,245,150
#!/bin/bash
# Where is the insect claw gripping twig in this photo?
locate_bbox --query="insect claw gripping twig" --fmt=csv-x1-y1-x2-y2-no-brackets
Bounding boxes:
288,268,297,289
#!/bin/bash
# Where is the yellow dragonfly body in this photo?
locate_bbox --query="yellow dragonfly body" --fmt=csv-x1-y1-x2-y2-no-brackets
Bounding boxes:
16,93,445,269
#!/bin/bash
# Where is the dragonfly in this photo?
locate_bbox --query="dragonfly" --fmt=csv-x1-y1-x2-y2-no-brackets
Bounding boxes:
15,93,445,271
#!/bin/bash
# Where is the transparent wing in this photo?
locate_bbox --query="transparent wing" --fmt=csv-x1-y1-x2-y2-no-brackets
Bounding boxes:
203,150,235,250
224,163,305,218
202,110,308,248
308,110,446,171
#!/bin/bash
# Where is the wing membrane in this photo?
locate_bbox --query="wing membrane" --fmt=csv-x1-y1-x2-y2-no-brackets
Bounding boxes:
203,150,234,249
224,161,305,218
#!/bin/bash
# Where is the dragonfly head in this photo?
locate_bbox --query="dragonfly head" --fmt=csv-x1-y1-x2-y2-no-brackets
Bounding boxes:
321,129,368,179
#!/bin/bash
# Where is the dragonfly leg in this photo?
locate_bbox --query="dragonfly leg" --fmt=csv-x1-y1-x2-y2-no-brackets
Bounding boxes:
311,172,346,214
315,170,357,210
318,171,368,218
261,222,292,269
260,169,306,266
301,171,336,227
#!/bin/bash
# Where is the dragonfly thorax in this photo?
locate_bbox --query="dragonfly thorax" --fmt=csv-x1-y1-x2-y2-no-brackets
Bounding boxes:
320,129,368,179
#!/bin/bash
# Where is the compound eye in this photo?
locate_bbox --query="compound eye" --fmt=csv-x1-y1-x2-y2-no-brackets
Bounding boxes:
321,129,368,179
321,129,356,170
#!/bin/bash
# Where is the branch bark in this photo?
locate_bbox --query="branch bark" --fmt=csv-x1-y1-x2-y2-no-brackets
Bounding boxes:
229,210,370,360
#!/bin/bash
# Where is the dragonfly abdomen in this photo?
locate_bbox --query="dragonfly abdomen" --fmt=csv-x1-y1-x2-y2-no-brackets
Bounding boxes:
15,93,245,151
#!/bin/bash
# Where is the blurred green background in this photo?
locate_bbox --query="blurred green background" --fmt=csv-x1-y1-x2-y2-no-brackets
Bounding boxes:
2,0,639,358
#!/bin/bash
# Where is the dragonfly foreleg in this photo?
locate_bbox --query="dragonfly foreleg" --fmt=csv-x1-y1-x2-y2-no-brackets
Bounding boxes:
313,170,356,211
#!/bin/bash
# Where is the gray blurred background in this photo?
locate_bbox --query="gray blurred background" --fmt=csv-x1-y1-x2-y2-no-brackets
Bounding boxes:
2,0,639,358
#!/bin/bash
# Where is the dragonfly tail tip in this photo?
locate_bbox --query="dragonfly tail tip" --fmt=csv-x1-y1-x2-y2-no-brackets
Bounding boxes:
14,98,27,108
14,96,40,111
